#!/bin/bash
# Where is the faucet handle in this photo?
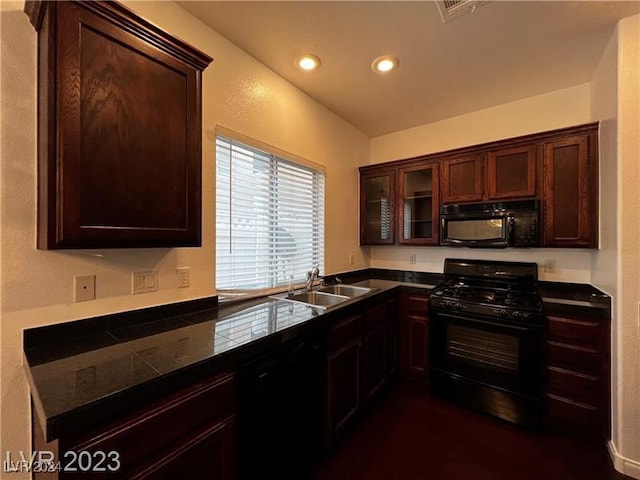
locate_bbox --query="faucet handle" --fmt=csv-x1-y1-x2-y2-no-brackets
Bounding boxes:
335,276,342,284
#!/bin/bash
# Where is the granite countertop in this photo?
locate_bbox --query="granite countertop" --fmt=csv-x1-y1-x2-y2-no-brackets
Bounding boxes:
23,270,609,442
25,278,428,442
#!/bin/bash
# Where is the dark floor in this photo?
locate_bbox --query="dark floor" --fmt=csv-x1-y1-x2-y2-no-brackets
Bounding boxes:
310,381,629,480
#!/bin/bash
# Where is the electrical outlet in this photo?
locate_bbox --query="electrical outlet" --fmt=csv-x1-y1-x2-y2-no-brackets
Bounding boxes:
74,275,96,302
349,253,354,266
176,267,190,288
132,271,158,294
409,254,416,265
544,259,556,273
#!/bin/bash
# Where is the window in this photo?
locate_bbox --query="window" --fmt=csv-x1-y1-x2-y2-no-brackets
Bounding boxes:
216,135,325,295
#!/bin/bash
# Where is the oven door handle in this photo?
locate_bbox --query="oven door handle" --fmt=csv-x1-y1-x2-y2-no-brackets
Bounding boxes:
433,312,540,333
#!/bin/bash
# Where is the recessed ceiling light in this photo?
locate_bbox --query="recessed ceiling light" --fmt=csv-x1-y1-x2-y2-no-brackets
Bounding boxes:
372,55,399,73
296,53,321,71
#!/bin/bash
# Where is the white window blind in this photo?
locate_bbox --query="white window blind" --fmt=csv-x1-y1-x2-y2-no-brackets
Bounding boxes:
216,135,325,294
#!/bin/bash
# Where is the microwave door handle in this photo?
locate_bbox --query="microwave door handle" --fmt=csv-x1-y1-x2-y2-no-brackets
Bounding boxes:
507,215,515,243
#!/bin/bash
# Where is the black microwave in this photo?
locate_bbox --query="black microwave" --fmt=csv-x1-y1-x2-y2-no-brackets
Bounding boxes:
440,199,540,248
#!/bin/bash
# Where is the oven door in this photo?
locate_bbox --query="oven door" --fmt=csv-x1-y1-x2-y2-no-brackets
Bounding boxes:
429,311,543,396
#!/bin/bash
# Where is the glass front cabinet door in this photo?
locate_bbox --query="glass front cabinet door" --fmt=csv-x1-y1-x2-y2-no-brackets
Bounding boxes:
360,169,395,245
398,163,439,245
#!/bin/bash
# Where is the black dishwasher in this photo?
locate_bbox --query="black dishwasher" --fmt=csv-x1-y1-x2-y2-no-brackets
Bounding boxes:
238,335,324,480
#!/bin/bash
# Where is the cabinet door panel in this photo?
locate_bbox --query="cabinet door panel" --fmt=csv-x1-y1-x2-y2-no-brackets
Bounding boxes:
131,417,237,480
32,1,211,248
543,134,597,247
64,373,236,477
408,317,429,377
398,163,439,245
441,155,483,204
487,146,536,199
360,170,395,244
362,324,387,405
326,339,361,439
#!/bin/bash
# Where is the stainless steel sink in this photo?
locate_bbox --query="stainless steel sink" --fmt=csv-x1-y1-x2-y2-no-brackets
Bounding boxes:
317,284,374,298
273,291,349,309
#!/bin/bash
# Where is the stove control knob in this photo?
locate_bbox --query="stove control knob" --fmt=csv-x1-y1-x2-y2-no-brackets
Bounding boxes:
512,311,522,319
444,301,462,310
498,309,508,317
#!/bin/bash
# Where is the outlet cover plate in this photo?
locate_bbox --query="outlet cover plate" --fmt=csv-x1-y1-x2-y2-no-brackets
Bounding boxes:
176,267,190,288
74,275,96,302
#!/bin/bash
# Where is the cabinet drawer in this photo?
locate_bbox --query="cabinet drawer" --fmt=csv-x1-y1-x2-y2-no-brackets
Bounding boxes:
406,295,428,315
547,316,600,345
547,393,601,439
547,366,600,405
70,372,236,468
328,314,362,351
547,341,600,372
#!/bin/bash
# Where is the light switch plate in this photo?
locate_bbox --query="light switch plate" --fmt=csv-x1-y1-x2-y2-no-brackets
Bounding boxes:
132,271,158,294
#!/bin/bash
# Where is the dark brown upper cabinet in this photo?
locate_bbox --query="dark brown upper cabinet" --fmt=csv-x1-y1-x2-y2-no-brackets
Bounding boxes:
397,162,440,245
542,130,598,248
25,1,213,249
441,154,484,204
442,146,537,204
360,168,395,245
486,145,537,200
359,122,598,249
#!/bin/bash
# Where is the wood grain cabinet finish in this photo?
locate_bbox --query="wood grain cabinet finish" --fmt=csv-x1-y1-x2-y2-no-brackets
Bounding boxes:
398,292,429,382
25,1,212,249
545,314,610,442
441,155,484,204
442,146,536,204
33,371,237,479
486,145,537,200
361,303,389,404
542,130,598,248
326,314,362,443
359,123,598,248
325,298,396,445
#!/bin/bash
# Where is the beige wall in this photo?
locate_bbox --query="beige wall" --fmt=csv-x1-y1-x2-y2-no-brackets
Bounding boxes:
591,17,621,461
607,14,640,479
0,2,368,476
369,84,594,283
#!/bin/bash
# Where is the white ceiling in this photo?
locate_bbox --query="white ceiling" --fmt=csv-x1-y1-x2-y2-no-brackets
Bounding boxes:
176,1,640,138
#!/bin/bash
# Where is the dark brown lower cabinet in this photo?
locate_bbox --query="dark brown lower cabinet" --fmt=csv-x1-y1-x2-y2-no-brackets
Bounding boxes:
130,417,236,480
545,314,610,442
399,291,430,382
361,302,390,405
325,297,397,445
33,371,237,479
326,315,362,444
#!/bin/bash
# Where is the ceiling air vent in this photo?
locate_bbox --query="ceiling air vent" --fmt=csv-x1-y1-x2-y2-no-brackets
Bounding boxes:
436,0,486,23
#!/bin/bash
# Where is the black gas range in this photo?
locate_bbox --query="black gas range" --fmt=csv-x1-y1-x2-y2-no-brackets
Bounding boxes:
429,258,545,427
430,278,543,324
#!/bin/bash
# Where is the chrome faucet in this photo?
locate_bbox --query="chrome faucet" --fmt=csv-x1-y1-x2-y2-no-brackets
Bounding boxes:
305,265,320,291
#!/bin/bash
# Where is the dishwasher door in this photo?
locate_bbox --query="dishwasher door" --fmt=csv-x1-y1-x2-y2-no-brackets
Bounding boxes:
238,336,324,479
